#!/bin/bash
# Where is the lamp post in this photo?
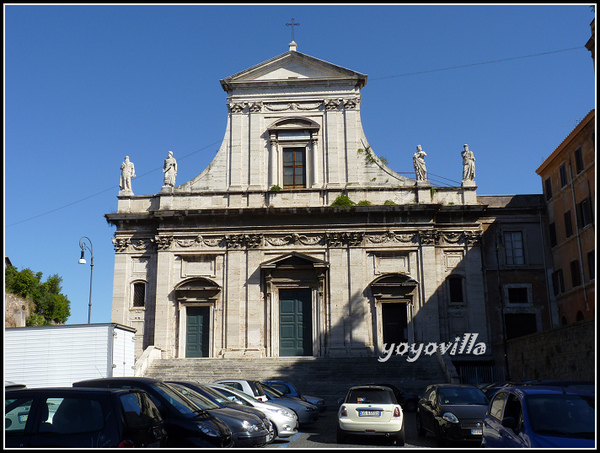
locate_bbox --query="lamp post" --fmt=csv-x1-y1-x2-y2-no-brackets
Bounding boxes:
78,236,94,324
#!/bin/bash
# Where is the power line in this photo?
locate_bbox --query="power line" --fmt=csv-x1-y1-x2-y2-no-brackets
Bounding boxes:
6,141,222,228
371,47,582,80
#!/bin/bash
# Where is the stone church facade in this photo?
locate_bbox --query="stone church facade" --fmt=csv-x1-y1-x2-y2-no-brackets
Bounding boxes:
106,43,508,362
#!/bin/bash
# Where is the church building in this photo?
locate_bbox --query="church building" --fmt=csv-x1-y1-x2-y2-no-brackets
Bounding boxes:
106,41,507,363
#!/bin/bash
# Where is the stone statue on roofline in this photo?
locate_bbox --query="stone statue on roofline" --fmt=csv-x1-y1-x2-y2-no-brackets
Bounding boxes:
413,145,427,181
163,151,177,188
119,155,136,194
461,144,475,182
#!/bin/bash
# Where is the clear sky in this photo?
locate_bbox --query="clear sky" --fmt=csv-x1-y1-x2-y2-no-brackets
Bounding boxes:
4,4,596,326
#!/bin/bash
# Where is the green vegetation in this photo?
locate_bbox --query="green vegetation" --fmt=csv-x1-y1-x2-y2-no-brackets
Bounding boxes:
5,265,71,325
357,200,372,206
331,194,356,207
269,185,282,192
384,200,397,206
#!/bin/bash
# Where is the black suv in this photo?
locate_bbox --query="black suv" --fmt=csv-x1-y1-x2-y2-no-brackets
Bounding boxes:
73,377,233,448
5,387,168,448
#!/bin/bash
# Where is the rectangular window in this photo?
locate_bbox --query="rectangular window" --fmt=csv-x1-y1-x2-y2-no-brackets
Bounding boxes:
587,250,595,280
559,163,568,187
564,211,573,238
576,197,593,228
570,260,581,288
574,147,584,174
133,282,146,308
544,178,553,201
504,231,525,265
507,287,529,304
548,222,557,247
448,276,464,303
283,148,306,188
552,269,565,295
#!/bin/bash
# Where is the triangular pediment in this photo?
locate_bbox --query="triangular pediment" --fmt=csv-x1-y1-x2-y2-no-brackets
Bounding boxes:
221,50,367,91
260,252,329,270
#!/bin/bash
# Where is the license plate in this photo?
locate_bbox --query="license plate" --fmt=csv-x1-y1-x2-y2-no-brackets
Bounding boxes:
358,410,381,417
471,428,482,435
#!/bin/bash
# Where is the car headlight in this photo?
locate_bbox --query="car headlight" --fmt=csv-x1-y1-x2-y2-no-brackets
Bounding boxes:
442,412,459,424
266,407,295,419
241,420,260,432
197,423,221,437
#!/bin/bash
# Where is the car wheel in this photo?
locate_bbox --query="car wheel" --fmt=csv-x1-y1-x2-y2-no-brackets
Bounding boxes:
434,423,447,447
394,425,406,446
416,414,426,437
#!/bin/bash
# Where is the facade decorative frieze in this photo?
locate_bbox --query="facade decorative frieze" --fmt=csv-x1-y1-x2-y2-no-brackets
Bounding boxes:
112,237,130,252
153,235,174,250
463,230,483,245
225,233,263,249
418,229,439,246
263,101,323,112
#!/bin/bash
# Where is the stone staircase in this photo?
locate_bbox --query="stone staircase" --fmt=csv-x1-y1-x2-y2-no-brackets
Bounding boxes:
144,354,448,409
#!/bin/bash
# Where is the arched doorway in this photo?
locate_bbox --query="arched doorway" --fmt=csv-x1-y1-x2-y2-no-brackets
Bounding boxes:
370,273,419,349
174,278,221,358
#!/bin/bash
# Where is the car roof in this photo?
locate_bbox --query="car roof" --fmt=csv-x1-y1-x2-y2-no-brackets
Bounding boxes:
500,385,595,397
348,385,392,391
6,386,139,396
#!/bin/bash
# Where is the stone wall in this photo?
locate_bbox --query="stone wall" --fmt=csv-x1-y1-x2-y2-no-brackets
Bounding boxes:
505,319,595,381
4,293,32,328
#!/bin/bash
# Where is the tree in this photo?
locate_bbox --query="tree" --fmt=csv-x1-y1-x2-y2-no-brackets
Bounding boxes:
5,265,71,325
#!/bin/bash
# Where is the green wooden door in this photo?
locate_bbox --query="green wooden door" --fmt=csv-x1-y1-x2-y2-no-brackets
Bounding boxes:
279,289,312,356
186,306,210,357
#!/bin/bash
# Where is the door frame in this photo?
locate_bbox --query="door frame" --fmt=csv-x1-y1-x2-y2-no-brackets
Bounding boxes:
178,303,214,358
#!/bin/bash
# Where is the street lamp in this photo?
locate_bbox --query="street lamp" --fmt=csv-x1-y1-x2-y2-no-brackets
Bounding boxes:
78,236,94,324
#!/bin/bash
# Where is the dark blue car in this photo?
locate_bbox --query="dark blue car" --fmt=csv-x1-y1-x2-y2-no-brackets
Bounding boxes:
482,385,595,448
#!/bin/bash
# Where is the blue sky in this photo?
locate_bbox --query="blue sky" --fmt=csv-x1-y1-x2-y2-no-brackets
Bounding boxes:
4,4,596,326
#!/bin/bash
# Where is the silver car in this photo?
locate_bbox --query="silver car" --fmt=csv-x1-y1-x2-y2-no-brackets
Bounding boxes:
261,383,320,425
209,383,299,440
214,379,269,402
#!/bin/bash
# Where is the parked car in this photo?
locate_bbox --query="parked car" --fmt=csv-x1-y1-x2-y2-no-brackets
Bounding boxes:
482,385,595,448
263,380,326,412
72,377,233,448
214,379,269,402
337,384,405,445
261,382,320,425
521,379,595,393
209,383,299,440
166,380,275,444
167,381,271,447
365,383,419,412
479,382,512,399
5,387,168,448
416,383,488,446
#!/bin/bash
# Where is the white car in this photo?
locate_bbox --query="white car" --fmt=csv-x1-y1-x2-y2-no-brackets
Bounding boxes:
214,379,268,402
209,383,299,440
337,385,405,445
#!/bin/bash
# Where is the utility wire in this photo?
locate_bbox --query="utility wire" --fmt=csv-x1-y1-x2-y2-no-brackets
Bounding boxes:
371,47,582,80
6,46,581,227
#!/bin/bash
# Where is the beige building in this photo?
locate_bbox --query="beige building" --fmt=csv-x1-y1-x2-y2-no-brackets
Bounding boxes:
106,43,542,368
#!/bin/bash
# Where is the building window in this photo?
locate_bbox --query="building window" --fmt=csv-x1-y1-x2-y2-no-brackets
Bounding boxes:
448,276,464,304
570,260,581,288
552,269,565,295
559,163,568,187
548,222,557,247
507,286,529,304
283,148,306,188
133,282,146,308
574,147,584,174
576,197,593,228
564,211,573,238
544,178,553,201
587,250,595,281
504,231,525,265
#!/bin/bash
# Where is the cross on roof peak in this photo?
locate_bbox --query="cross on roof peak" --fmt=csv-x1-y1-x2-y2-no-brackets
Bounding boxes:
286,18,299,44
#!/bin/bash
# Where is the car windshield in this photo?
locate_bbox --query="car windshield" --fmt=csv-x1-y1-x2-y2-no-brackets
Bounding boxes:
213,385,257,404
346,388,394,404
437,387,488,405
168,383,220,410
526,393,595,439
148,382,208,418
199,385,232,405
260,384,284,398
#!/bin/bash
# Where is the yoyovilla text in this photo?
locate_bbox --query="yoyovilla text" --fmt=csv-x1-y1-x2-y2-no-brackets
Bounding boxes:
378,333,487,362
